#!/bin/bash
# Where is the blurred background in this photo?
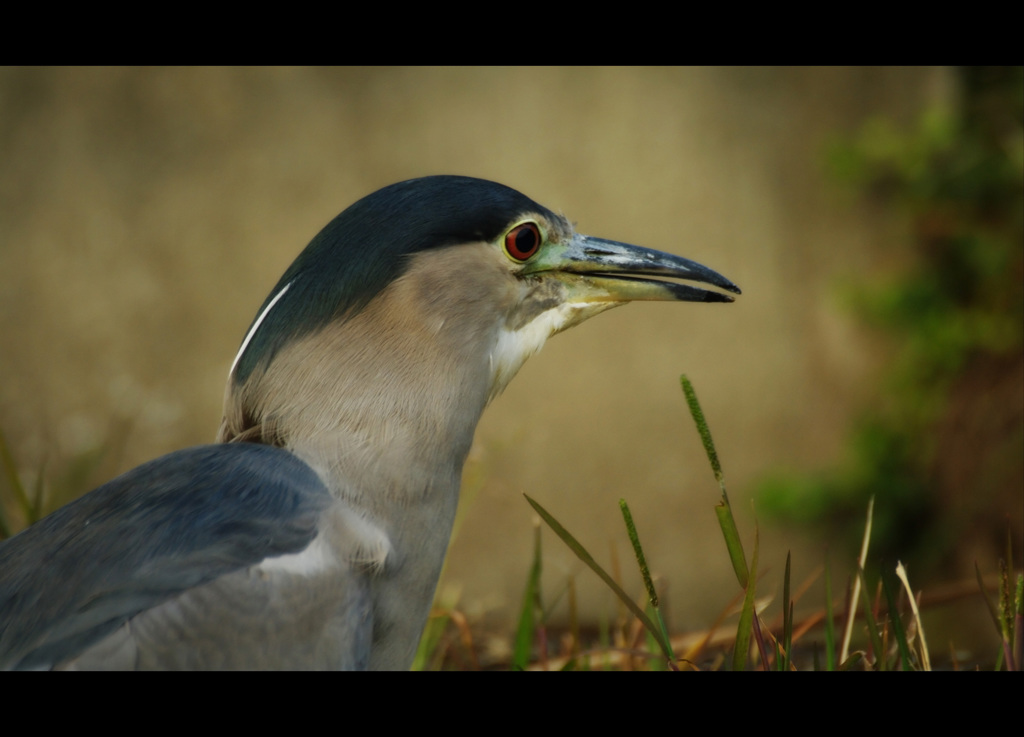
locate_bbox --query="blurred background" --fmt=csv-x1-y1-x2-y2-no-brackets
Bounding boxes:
1,67,1020,662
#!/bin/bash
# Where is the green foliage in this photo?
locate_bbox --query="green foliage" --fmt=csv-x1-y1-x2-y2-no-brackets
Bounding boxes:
758,67,1024,570
512,376,1017,670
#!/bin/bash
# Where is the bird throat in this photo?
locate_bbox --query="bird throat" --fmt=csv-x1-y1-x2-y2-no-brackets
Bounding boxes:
487,299,619,402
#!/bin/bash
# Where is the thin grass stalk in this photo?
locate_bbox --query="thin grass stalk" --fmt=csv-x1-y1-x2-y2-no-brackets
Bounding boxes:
567,577,580,666
732,523,759,671
1005,533,1015,635
895,561,931,671
824,550,835,670
977,561,1003,632
412,584,461,671
858,570,884,669
681,376,750,589
998,557,1016,671
619,499,676,664
841,496,873,663
782,552,793,671
751,612,770,670
881,567,912,670
524,494,674,664
447,609,480,670
608,539,633,657
1012,574,1022,672
512,519,543,670
679,376,725,496
784,603,795,670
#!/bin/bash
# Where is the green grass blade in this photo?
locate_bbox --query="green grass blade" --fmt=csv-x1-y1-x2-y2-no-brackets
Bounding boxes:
732,522,759,671
682,376,749,588
620,499,677,664
858,570,884,670
524,494,674,663
782,551,793,671
512,519,543,670
411,615,448,671
784,602,794,671
645,604,667,671
1004,531,1015,638
1012,574,1022,672
995,558,1018,672
715,501,749,590
999,558,1013,647
411,585,461,671
976,561,1003,634
975,563,1009,667
619,500,656,606
882,567,913,670
824,550,836,671
680,375,725,496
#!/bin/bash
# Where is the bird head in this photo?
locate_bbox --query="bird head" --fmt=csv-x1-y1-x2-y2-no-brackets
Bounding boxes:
219,176,739,447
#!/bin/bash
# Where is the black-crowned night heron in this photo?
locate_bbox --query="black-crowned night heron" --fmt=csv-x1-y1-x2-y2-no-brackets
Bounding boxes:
0,176,739,669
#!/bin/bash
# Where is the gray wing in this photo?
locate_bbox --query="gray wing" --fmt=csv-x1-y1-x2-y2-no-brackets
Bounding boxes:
0,443,371,670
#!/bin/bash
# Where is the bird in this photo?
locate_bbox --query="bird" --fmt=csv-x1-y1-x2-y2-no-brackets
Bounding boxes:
0,175,739,669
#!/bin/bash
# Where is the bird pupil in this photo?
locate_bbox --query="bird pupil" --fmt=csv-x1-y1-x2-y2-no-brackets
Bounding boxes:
509,224,538,259
516,229,532,252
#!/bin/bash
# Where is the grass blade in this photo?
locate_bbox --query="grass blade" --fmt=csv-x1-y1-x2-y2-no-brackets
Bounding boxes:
732,523,759,671
682,375,749,588
841,497,873,663
824,550,836,670
412,585,461,670
858,570,884,669
619,499,676,663
782,551,793,671
524,494,674,664
619,500,656,606
881,566,913,670
680,375,725,495
715,502,750,590
976,561,1003,632
895,561,931,671
1013,574,1022,672
512,519,543,670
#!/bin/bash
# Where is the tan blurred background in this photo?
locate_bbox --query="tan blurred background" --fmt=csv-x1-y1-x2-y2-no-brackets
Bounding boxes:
2,68,1013,650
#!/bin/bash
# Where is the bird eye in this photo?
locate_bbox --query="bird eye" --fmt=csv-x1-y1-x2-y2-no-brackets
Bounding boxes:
504,222,542,262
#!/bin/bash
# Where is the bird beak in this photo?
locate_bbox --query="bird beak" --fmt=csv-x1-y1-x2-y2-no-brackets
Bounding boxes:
523,233,741,304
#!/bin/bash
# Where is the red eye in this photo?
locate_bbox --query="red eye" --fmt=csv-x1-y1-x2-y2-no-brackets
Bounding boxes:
504,222,542,261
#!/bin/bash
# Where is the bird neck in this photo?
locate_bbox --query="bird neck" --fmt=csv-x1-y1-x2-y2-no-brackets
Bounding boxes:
218,245,524,513
216,251,522,669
